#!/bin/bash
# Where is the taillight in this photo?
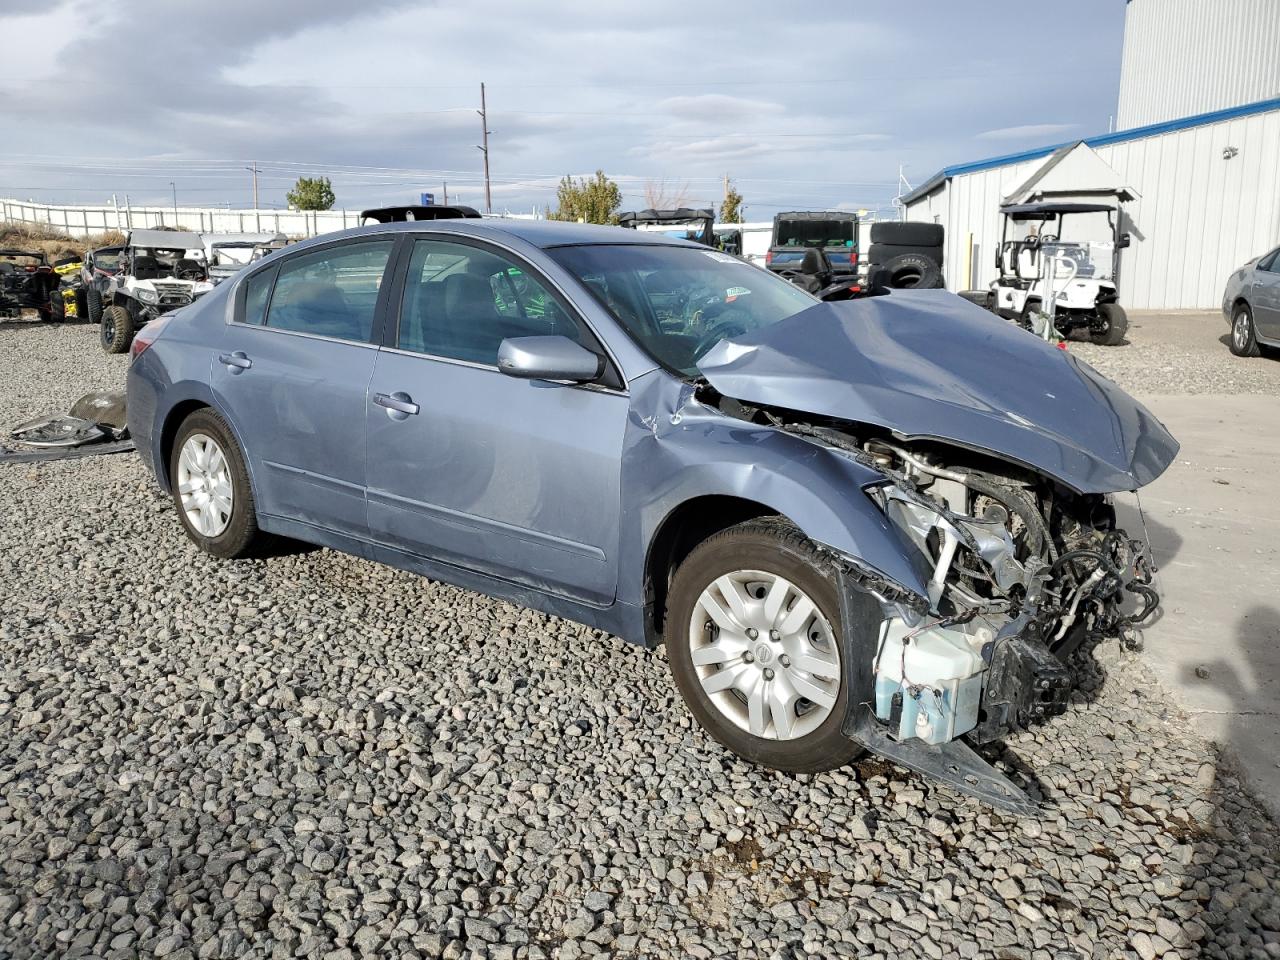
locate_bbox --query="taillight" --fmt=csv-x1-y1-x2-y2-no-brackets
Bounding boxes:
765,250,773,266
130,316,172,361
850,250,858,265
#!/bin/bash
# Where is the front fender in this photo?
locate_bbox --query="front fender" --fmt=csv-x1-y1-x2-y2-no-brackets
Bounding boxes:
622,377,930,606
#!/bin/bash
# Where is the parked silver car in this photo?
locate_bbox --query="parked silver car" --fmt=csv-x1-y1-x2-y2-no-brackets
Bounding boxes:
126,219,1177,811
1224,244,1280,356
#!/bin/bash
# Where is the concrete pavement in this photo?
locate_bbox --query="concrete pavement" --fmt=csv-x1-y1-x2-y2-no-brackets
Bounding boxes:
1127,393,1280,818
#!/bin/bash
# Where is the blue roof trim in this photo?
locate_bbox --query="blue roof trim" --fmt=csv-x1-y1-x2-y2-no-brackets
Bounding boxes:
902,95,1280,205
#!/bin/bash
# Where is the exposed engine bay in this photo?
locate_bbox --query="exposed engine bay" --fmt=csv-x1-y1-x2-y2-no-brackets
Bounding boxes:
710,392,1160,754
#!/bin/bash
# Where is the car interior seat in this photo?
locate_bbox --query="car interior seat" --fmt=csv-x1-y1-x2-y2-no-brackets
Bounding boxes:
132,255,163,281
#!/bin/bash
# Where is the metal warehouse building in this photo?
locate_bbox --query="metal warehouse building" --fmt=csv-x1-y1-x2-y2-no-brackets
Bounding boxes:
903,0,1280,311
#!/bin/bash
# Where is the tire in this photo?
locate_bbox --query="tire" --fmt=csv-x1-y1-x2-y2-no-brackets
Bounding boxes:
870,221,944,246
48,295,65,322
868,242,943,266
87,287,102,324
1090,303,1128,346
664,518,878,773
100,304,133,353
74,289,88,321
873,252,944,290
169,409,260,559
1229,302,1261,357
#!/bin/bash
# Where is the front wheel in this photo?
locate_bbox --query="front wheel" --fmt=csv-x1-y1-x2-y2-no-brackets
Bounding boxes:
169,409,260,559
1229,302,1261,357
100,303,133,353
86,287,102,324
1091,303,1128,346
664,518,872,773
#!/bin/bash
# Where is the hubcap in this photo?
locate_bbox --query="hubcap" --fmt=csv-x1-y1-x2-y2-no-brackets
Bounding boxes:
177,433,233,537
688,570,840,741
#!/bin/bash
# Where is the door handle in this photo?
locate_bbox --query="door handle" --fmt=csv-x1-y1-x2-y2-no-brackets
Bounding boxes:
374,391,420,419
218,351,252,373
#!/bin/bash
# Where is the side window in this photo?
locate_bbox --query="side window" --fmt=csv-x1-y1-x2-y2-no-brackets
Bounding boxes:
241,266,277,325
264,240,393,342
1259,249,1280,273
398,239,583,365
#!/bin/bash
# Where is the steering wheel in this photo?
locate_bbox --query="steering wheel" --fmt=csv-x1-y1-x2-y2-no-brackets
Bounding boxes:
1039,233,1058,245
176,262,204,281
690,314,751,361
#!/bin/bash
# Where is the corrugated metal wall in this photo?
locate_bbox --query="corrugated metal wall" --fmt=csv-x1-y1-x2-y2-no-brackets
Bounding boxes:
1118,0,1280,129
905,108,1280,310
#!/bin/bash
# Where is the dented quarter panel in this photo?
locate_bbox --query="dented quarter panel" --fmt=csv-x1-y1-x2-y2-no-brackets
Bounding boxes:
697,289,1179,494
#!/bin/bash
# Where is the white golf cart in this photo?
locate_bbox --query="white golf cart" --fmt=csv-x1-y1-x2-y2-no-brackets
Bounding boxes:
989,201,1131,346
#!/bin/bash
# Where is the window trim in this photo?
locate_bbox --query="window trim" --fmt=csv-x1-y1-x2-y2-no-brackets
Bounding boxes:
387,232,626,391
229,233,404,347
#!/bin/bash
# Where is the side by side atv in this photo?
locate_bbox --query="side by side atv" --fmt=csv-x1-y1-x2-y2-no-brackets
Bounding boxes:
98,229,213,353
0,249,60,321
988,201,1131,346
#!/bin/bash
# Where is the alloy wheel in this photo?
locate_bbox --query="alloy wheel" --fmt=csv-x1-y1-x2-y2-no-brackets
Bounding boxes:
177,433,233,537
1234,310,1250,349
688,570,840,741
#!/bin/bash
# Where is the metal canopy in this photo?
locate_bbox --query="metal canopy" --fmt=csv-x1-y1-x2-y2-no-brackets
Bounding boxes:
999,202,1118,219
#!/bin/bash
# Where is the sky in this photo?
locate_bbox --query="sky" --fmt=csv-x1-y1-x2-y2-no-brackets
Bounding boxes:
0,0,1127,219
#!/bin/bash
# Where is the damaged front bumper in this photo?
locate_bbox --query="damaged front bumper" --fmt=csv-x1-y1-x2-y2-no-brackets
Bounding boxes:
828,474,1160,815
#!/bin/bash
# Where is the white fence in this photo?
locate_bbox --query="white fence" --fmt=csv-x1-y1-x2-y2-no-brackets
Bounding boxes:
1,198,366,238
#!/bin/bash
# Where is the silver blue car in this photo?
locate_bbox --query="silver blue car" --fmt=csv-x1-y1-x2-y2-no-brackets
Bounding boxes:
1223,244,1280,357
127,219,1177,811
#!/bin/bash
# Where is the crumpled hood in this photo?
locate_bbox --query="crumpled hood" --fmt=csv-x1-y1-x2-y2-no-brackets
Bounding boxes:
697,290,1178,494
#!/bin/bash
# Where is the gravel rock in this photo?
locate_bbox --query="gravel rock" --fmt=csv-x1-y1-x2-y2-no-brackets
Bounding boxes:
0,319,1277,958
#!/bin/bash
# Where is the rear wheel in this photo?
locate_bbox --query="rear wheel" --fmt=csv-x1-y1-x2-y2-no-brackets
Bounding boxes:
74,289,88,321
86,287,103,323
100,303,132,353
48,295,65,322
665,518,874,773
169,409,260,558
1229,302,1260,357
1091,303,1128,346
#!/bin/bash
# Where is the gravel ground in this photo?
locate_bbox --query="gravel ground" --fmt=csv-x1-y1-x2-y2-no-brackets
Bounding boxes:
2,315,1279,960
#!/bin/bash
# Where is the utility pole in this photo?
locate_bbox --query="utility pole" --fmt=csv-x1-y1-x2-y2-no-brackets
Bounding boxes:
170,182,177,222
245,162,259,209
476,83,492,214
443,181,448,205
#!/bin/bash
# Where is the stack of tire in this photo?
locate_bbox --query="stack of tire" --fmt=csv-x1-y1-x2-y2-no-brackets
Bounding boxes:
868,222,945,290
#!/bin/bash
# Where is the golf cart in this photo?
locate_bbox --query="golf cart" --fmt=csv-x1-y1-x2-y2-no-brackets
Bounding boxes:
0,249,60,321
990,201,1131,346
100,229,213,354
617,208,716,247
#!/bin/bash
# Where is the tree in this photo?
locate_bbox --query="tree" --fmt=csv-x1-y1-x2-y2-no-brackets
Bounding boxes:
549,170,622,224
720,180,744,223
287,175,336,211
644,178,690,210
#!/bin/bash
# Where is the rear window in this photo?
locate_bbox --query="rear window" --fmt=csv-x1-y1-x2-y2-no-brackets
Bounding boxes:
774,218,856,249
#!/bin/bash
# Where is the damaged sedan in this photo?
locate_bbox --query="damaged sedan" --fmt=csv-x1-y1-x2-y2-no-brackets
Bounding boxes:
126,221,1177,812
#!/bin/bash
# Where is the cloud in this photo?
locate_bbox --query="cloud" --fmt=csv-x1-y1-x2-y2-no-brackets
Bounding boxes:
0,1,1129,215
976,123,1078,141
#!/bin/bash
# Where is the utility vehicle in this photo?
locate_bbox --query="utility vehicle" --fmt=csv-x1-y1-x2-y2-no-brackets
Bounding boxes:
989,202,1131,345
0,249,59,320
766,211,859,281
100,229,213,353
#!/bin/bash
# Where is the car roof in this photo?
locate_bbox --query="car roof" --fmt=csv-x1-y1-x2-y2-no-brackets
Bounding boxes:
279,217,702,256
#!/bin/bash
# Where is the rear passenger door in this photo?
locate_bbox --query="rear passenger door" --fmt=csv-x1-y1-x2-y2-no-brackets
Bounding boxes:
211,238,397,541
364,236,628,604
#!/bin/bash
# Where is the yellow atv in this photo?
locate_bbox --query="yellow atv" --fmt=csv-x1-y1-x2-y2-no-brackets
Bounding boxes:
50,257,88,321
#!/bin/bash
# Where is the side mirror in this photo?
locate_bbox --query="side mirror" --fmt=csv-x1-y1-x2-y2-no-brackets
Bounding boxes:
497,335,603,383
1118,233,1131,249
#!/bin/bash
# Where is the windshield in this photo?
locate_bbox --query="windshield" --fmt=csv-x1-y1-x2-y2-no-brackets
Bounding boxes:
549,243,816,377
774,217,855,249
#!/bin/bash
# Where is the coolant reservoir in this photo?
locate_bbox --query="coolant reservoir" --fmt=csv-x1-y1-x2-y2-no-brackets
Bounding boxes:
873,619,985,745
